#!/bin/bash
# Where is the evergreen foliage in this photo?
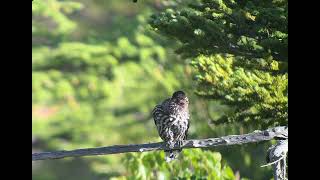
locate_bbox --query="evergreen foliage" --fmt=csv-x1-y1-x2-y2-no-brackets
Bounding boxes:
149,0,288,127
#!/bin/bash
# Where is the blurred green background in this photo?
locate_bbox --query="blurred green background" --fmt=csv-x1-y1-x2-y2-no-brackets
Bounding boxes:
32,0,287,179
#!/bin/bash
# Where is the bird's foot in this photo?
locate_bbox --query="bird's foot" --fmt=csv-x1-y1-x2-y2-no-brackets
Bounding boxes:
166,141,175,149
176,140,184,148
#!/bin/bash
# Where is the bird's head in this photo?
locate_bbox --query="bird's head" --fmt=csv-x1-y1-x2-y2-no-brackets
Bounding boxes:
172,90,189,107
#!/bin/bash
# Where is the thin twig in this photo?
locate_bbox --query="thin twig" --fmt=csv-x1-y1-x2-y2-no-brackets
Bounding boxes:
260,156,285,167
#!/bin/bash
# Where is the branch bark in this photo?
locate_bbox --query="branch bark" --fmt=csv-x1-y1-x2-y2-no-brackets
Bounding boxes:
32,126,287,161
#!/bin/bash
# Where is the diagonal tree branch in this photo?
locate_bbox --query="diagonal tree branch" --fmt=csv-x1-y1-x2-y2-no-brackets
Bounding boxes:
32,126,287,161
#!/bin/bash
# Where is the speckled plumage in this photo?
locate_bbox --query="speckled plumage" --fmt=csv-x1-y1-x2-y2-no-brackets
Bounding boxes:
152,91,190,162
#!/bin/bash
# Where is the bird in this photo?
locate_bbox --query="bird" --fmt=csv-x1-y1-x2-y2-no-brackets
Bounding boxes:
152,90,190,162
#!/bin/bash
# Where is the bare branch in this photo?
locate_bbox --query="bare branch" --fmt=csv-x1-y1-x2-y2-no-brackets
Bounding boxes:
32,126,287,161
265,140,288,180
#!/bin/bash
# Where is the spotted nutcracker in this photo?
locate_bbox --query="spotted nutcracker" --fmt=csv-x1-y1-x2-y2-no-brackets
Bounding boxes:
152,90,190,162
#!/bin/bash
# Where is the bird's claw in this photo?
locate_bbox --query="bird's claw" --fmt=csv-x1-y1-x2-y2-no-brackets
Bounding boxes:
166,142,175,149
166,141,183,149
176,140,183,147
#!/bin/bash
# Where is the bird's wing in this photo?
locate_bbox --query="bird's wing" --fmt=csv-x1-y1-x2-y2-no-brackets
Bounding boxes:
152,98,169,124
184,116,190,140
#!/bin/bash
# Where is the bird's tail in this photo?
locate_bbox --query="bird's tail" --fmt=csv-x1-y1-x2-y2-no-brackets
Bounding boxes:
164,149,182,162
